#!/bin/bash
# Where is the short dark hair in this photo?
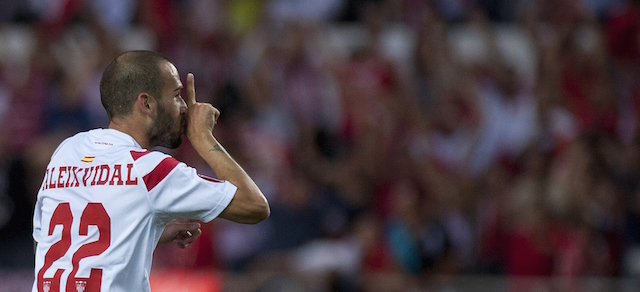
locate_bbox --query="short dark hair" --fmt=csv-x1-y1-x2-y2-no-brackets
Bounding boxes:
100,50,172,120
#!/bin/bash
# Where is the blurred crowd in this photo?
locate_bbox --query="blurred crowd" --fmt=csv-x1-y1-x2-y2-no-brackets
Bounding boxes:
2,0,640,290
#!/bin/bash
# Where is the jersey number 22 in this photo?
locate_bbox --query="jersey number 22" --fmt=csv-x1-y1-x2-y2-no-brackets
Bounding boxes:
37,202,111,292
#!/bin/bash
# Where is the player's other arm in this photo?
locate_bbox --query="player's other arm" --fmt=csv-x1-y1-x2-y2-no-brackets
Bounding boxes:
194,134,269,224
185,73,269,224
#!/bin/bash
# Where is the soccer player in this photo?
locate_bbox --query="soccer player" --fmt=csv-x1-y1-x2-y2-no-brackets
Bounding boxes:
31,50,270,292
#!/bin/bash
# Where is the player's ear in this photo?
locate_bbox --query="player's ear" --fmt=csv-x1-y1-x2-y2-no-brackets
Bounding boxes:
136,93,154,116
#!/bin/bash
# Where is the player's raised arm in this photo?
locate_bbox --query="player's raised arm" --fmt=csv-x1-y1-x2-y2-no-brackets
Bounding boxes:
184,73,270,224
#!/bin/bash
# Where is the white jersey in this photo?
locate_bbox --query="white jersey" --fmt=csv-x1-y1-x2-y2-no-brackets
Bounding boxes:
31,129,236,292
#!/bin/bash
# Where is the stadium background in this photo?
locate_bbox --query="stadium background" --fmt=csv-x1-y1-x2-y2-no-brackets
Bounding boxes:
2,0,640,291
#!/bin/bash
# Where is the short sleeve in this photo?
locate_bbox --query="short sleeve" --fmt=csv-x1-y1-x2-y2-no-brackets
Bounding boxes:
153,163,236,223
132,152,236,223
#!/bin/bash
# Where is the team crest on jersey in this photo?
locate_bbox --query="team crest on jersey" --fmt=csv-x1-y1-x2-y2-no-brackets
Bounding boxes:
81,155,95,163
76,280,87,292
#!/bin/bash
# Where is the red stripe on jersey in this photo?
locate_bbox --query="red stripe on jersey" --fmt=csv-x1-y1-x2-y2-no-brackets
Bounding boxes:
143,157,180,191
130,150,151,161
198,174,224,183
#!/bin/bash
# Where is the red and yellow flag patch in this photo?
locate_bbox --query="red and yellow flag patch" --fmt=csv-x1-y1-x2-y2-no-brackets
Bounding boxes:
81,155,95,163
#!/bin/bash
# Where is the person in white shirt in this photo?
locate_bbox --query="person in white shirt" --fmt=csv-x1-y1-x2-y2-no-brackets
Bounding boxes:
32,50,270,292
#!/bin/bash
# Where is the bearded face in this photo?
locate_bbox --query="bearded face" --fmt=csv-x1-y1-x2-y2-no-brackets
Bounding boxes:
146,61,187,149
148,101,185,149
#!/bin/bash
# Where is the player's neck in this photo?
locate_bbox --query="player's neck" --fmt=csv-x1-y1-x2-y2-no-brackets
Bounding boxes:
108,119,150,149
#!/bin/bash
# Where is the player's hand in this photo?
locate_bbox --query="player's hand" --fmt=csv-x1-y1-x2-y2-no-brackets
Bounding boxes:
185,73,220,145
159,218,202,249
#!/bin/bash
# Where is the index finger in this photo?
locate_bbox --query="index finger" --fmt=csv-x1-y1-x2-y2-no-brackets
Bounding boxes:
186,73,196,106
